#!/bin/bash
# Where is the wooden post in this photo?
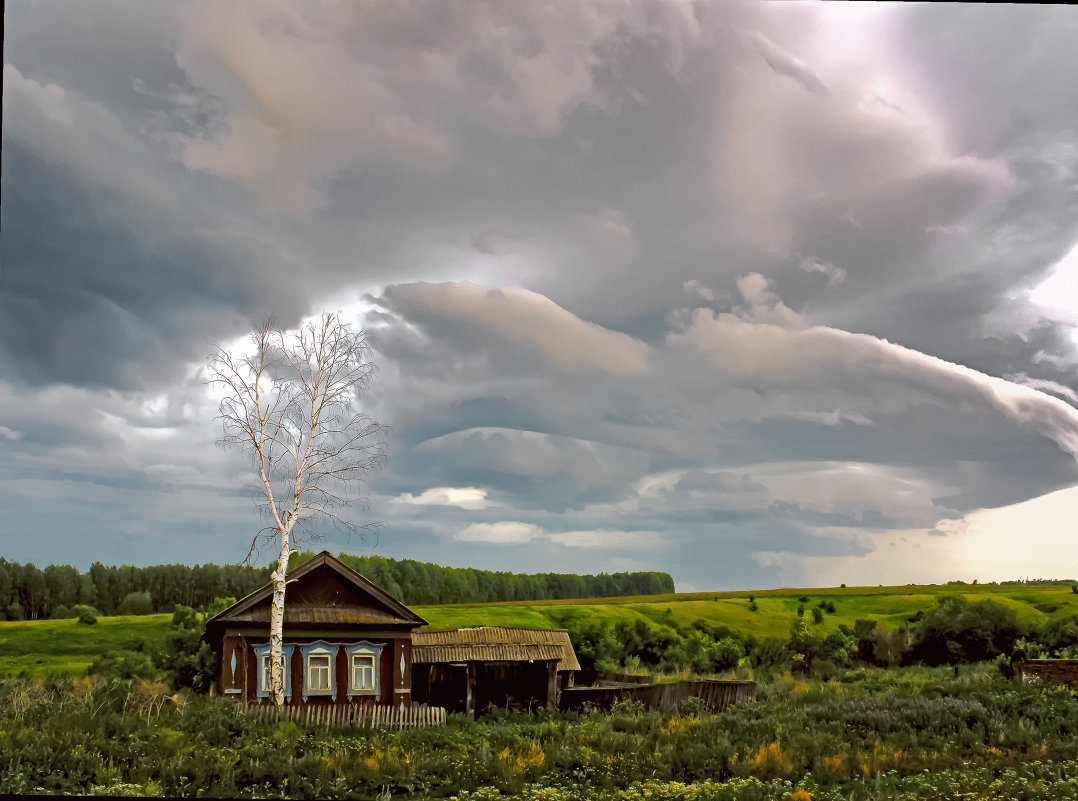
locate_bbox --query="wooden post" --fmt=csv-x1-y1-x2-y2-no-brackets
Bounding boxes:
465,663,476,718
392,638,412,708
545,661,558,710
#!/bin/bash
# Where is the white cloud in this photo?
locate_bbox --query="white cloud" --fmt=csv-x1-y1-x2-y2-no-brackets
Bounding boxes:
385,282,651,374
455,521,543,544
799,256,847,286
0,426,22,442
547,529,660,549
395,486,490,510
683,279,717,303
669,292,1078,458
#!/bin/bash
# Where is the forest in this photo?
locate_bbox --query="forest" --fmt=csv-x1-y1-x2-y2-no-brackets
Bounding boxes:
0,554,674,620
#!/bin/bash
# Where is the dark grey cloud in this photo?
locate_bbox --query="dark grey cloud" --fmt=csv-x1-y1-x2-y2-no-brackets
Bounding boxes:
4,2,1078,588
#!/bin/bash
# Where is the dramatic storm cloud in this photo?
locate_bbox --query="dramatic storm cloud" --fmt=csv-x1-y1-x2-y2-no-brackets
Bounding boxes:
4,1,1078,589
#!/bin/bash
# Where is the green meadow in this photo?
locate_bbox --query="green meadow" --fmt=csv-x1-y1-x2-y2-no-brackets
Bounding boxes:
2,583,1076,677
414,582,1078,638
0,614,172,678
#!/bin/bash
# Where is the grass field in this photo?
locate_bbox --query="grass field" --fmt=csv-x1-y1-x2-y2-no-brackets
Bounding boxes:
0,614,172,678
2,582,1076,677
414,582,1078,638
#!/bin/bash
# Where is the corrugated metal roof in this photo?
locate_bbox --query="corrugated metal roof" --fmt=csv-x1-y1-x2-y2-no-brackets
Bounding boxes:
413,626,580,671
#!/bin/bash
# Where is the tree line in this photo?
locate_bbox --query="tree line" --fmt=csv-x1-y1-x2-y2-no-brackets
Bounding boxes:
311,551,674,606
0,554,674,620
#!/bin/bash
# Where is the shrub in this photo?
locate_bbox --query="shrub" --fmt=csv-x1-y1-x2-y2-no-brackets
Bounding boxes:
71,604,103,619
49,605,73,619
77,610,97,626
908,596,1024,666
1034,614,1078,655
91,650,162,681
117,591,153,616
152,603,226,692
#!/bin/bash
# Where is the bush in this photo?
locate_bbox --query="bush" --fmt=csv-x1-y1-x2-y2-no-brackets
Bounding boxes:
152,603,227,693
77,610,97,626
49,605,74,620
91,650,161,680
117,592,153,616
71,604,103,619
1034,614,1078,655
908,596,1024,666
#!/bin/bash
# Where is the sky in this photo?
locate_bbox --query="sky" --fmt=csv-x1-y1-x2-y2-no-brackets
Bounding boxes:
3,2,1078,592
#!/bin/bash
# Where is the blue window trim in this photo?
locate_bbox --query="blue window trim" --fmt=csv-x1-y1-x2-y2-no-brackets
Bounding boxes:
344,641,384,699
252,643,295,702
299,640,340,702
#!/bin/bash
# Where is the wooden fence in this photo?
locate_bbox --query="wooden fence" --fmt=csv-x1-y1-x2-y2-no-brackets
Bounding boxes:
560,678,756,712
246,702,447,730
1015,659,1078,687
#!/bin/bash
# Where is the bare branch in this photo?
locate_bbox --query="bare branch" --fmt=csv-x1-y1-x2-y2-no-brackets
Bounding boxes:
206,311,389,705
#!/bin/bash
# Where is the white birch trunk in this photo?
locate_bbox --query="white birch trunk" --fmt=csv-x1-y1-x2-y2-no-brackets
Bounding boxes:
268,530,290,706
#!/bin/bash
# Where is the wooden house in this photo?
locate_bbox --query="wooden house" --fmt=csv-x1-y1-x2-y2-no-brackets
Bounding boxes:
411,626,580,715
203,551,426,707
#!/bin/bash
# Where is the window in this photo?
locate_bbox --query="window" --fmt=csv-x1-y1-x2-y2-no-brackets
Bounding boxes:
344,641,384,698
299,641,339,701
261,653,272,691
308,653,332,691
252,644,294,701
352,654,375,691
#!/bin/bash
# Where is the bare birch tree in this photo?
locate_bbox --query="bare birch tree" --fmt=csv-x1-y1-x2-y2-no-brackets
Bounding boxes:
207,312,388,706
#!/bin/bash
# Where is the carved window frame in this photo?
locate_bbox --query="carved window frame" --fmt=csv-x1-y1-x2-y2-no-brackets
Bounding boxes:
252,643,295,702
344,641,384,698
299,641,340,701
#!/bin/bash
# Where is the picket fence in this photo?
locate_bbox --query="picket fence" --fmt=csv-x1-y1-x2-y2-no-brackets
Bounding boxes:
246,702,447,730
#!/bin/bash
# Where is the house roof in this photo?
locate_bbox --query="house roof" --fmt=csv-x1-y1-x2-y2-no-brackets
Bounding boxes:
204,551,427,630
412,626,581,671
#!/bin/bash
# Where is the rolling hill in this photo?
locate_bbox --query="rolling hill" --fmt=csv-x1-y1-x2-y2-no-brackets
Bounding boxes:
1,582,1075,677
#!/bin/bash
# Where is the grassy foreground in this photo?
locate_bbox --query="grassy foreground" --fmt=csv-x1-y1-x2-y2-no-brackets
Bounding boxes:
2,665,1078,798
1,582,1076,677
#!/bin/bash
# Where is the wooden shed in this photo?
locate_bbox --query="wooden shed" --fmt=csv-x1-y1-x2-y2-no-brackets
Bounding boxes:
203,551,426,708
410,626,580,716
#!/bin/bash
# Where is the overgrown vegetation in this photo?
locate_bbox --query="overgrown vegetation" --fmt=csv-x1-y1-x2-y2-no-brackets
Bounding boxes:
5,579,1078,797
2,665,1077,798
